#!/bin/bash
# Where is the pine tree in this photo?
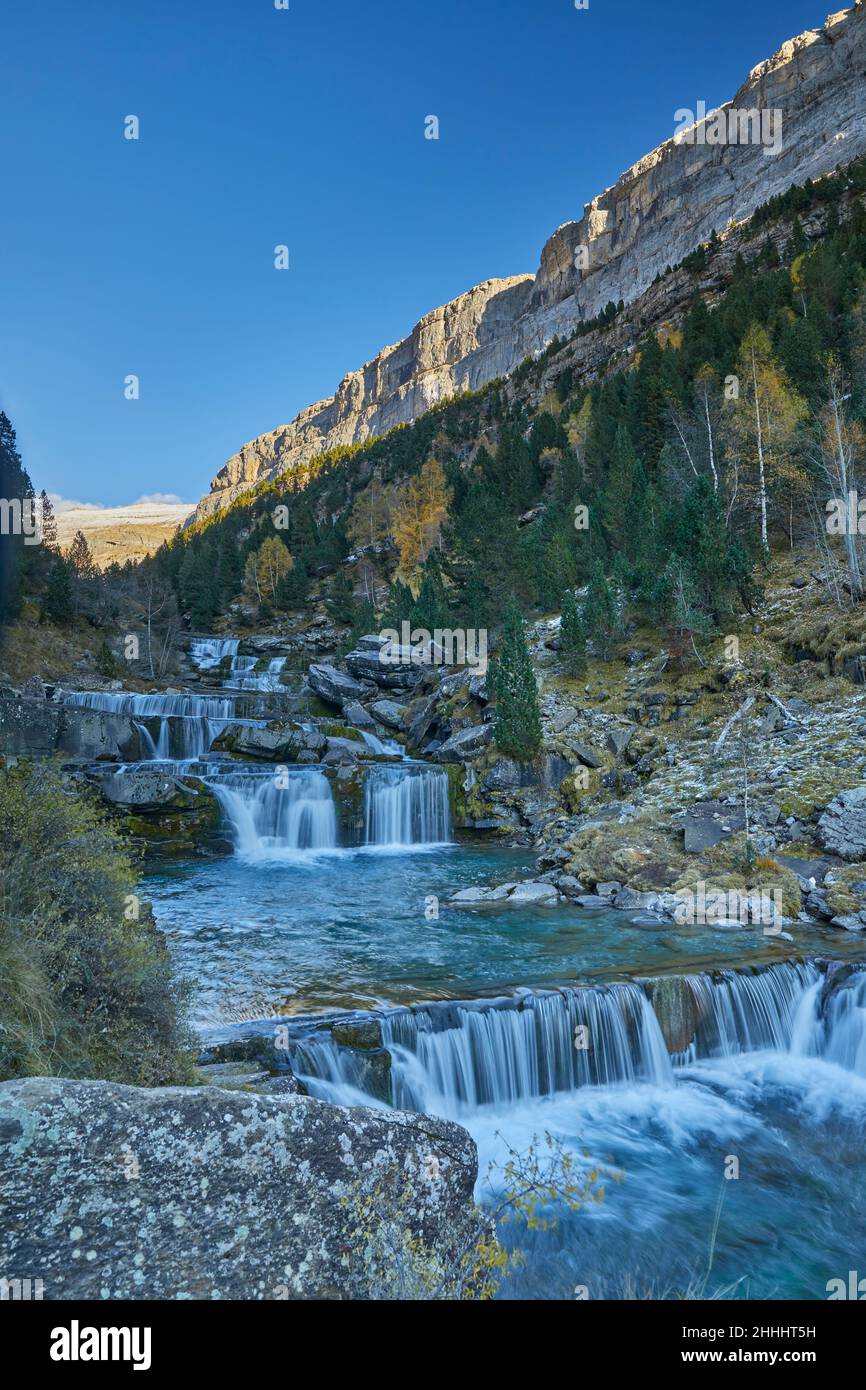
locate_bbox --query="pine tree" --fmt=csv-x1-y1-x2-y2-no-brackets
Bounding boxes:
38,490,58,550
67,529,97,577
559,588,586,676
0,412,32,625
491,595,542,760
412,553,450,631
582,559,619,660
655,556,713,666
41,555,74,625
600,423,644,549
324,570,356,625
380,578,414,632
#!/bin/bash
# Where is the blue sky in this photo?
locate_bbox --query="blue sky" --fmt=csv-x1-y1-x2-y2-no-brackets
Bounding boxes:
0,0,827,507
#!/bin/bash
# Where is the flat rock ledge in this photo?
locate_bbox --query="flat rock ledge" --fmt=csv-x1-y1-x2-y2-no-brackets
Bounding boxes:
0,1077,481,1301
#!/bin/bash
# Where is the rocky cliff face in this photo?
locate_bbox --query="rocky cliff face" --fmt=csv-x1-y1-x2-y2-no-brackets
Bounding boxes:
195,2,866,521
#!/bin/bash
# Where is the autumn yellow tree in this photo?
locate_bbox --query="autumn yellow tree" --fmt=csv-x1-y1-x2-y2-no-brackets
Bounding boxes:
390,458,452,578
244,534,293,605
730,325,807,551
346,475,392,550
566,397,592,482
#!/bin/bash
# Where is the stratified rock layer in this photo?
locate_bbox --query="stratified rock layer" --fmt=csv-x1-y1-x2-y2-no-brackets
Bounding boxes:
195,4,866,520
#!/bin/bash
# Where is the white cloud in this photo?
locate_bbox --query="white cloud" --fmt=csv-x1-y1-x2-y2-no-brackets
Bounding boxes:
49,492,190,513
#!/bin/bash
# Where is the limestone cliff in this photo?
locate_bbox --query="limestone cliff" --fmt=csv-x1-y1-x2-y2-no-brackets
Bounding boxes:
195,2,866,522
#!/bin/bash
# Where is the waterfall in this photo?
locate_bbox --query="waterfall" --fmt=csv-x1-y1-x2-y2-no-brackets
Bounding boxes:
208,767,338,858
190,637,240,670
57,689,234,760
224,655,287,692
363,764,451,847
384,986,672,1114
359,729,402,757
290,961,852,1115
791,969,866,1076
679,960,816,1060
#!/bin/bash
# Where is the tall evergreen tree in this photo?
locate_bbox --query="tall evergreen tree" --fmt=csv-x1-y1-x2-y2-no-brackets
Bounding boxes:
559,588,586,676
412,552,450,631
491,595,542,760
0,412,31,625
583,559,619,660
41,555,73,625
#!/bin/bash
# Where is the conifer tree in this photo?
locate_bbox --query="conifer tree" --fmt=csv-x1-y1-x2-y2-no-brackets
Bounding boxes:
582,559,619,660
559,588,586,676
324,570,356,625
412,552,450,631
41,555,73,625
491,595,542,760
380,577,414,632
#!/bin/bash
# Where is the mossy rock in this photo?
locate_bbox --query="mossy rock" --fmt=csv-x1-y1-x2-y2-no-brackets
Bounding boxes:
825,862,866,917
563,819,686,891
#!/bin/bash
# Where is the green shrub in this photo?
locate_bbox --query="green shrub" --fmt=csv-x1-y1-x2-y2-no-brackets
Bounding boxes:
0,761,195,1085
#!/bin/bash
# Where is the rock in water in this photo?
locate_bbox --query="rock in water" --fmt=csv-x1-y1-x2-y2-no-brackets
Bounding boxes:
0,1077,482,1300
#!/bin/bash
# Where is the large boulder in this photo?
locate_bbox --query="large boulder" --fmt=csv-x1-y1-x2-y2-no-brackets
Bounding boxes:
0,1077,482,1301
817,787,866,860
58,707,143,761
212,722,326,762
0,692,64,755
307,664,365,707
344,635,426,691
645,975,705,1054
435,724,493,762
97,765,207,811
683,801,747,853
369,699,407,730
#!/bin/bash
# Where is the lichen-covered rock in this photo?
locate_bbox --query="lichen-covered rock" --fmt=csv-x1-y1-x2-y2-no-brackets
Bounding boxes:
0,1077,481,1301
212,721,326,761
369,699,407,730
435,724,493,762
0,692,64,755
307,664,365,707
97,765,208,811
817,787,866,860
344,635,426,691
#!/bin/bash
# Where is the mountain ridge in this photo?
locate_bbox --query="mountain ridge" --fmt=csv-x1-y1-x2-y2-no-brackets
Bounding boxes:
194,1,866,523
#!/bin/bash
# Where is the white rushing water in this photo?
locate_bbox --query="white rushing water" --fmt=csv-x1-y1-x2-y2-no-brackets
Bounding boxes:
201,762,453,859
363,764,451,848
58,689,235,761
224,655,287,692
190,636,288,691
189,637,240,670
208,767,338,859
292,962,866,1115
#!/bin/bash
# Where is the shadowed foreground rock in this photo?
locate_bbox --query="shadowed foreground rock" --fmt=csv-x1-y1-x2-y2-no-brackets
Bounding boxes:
0,1078,480,1300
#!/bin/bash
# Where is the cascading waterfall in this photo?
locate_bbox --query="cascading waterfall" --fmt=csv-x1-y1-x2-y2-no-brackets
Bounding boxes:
383,985,673,1114
359,729,402,757
790,969,866,1075
208,767,338,858
189,637,240,670
190,637,288,691
291,960,854,1114
363,764,451,847
57,689,234,760
678,959,817,1060
224,655,287,692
